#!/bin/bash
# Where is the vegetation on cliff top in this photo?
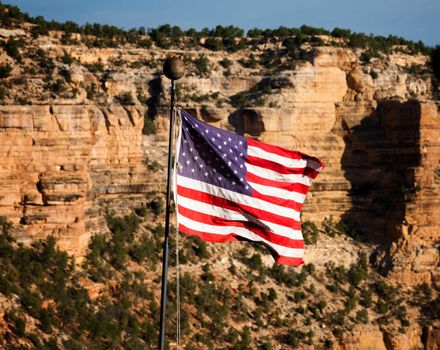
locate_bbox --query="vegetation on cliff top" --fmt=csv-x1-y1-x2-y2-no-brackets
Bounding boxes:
0,0,436,107
0,0,432,55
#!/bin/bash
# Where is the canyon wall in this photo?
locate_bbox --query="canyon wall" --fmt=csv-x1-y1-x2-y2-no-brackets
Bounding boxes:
0,42,438,285
0,104,156,255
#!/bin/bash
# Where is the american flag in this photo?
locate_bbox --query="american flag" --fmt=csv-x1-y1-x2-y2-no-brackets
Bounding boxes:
175,110,324,266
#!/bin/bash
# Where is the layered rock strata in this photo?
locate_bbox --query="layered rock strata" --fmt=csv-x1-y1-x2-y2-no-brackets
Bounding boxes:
0,44,438,285
0,104,154,255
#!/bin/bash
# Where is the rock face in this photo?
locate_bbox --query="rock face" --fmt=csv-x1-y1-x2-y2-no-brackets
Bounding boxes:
0,40,438,286
0,104,153,255
0,23,439,349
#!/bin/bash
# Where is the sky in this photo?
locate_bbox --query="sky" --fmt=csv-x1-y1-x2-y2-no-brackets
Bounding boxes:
2,0,439,46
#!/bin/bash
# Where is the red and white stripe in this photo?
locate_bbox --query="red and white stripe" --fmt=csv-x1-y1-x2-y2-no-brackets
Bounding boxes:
176,137,323,266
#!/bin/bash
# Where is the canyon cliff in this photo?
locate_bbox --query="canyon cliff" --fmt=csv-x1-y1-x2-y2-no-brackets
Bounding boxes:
0,15,439,349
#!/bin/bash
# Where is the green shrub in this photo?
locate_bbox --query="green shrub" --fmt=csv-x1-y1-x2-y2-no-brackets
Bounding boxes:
84,60,105,73
134,206,148,217
411,282,432,306
377,300,388,314
86,83,98,100
194,55,209,76
344,286,359,313
348,252,368,286
423,297,440,320
0,63,12,79
4,38,23,61
432,45,440,81
317,300,327,312
142,111,156,135
5,311,26,337
360,287,373,307
230,91,250,108
374,280,398,304
61,50,74,65
355,309,369,323
204,37,224,51
238,55,257,68
115,91,135,105
246,253,264,271
231,326,252,350
219,58,233,68
35,49,55,75
285,329,305,347
336,221,359,239
293,291,306,303
302,221,318,244
329,310,346,326
137,38,152,48
49,79,67,94
148,197,164,216
259,340,272,350
0,217,13,235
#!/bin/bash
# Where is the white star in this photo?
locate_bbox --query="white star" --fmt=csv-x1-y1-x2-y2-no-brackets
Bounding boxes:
218,176,222,181
223,141,227,145
228,161,232,166
240,178,244,182
211,137,216,142
232,181,236,185
186,160,190,165
205,129,209,133
228,137,232,142
239,164,243,168
182,152,186,156
184,140,188,144
223,153,227,158
185,127,189,131
234,145,238,149
194,156,198,160
213,169,217,173
194,124,198,128
245,185,249,189
234,157,238,161
234,170,238,174
239,153,243,157
204,172,208,176
199,164,204,168
190,148,193,152
229,149,233,153
217,133,221,137
239,141,243,145
218,145,222,150
191,168,195,173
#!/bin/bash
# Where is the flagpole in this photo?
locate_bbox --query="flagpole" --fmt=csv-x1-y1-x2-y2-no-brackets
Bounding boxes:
159,57,185,350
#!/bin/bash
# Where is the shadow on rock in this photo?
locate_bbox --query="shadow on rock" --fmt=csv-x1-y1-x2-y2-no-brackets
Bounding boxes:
340,100,422,273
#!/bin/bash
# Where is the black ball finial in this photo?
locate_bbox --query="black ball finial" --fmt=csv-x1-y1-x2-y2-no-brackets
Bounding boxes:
163,57,185,80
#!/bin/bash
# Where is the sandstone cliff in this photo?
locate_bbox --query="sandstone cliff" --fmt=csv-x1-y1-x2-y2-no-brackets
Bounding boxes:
0,104,160,256
0,16,439,349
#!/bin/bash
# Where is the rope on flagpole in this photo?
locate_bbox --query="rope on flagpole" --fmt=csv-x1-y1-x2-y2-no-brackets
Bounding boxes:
175,225,181,349
174,109,182,350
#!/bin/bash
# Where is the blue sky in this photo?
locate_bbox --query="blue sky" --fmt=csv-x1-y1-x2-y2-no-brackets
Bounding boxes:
3,0,439,46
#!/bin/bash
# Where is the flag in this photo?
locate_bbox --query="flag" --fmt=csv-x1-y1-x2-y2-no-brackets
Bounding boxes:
175,110,324,266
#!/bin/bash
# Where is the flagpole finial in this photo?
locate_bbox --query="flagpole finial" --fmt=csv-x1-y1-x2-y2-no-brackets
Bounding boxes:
163,57,185,81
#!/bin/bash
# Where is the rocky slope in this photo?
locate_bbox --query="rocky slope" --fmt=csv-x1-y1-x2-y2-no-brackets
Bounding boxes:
0,9,439,350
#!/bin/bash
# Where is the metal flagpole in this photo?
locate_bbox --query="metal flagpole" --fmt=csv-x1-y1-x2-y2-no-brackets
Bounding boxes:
159,57,185,350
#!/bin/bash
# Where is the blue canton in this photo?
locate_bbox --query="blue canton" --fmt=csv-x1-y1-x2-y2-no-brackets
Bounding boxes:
178,110,252,196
